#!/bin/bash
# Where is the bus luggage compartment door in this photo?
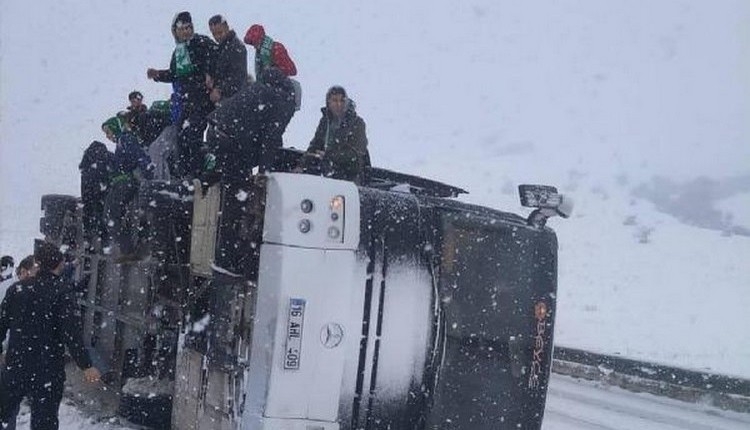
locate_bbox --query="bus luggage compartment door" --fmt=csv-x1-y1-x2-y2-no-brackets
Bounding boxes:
241,244,366,428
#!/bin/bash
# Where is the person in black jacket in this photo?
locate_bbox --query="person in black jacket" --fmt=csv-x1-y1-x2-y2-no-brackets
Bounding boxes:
0,242,100,430
207,15,248,105
300,86,370,184
79,140,113,251
125,92,172,147
102,116,152,261
206,66,296,177
204,66,296,276
147,11,216,179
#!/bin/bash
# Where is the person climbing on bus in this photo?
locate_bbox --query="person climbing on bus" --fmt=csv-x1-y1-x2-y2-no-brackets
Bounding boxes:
101,115,152,261
79,140,113,251
203,66,296,277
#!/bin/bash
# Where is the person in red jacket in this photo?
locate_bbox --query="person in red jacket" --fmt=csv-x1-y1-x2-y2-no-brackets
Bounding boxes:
244,24,297,80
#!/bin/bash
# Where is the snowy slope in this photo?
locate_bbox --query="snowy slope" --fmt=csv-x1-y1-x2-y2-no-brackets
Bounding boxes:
1,0,749,381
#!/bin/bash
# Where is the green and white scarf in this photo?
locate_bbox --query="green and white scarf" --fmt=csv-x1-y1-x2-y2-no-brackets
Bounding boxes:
174,42,196,77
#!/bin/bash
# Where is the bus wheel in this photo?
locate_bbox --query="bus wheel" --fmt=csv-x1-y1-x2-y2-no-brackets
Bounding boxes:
118,392,172,430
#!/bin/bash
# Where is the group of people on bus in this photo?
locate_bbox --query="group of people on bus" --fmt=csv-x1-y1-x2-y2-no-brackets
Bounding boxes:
0,10,376,429
80,11,371,259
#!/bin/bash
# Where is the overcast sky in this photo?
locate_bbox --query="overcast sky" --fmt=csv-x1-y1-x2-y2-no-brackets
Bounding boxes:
1,0,749,243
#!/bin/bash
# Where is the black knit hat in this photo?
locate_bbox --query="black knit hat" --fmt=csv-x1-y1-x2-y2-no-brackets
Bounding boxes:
172,11,192,29
35,242,63,273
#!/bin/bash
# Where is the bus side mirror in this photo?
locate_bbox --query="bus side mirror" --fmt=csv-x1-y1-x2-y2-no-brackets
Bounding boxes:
518,184,574,227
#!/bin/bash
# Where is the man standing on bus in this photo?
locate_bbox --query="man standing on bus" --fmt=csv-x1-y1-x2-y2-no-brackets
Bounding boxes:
207,14,248,105
147,11,216,179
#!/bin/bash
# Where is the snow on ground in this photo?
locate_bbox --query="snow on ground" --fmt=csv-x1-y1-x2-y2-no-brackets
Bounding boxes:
543,374,750,430
13,375,750,429
13,402,137,430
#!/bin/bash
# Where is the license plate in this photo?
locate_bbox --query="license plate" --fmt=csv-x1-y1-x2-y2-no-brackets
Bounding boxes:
284,298,306,370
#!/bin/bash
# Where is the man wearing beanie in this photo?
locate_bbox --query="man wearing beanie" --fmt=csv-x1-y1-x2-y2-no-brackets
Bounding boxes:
0,242,101,429
147,11,217,179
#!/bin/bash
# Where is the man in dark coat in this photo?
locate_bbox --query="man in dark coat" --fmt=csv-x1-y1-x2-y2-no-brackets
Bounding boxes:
0,255,37,430
207,66,296,176
147,11,216,179
302,86,370,184
204,67,296,276
126,93,172,147
79,140,113,251
102,116,152,260
123,91,147,130
0,242,100,430
207,15,248,105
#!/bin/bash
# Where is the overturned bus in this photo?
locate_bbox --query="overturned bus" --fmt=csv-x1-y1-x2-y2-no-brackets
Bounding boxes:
39,149,571,430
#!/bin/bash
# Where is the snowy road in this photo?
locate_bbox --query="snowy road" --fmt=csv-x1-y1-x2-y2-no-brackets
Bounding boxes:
10,374,750,429
543,375,750,430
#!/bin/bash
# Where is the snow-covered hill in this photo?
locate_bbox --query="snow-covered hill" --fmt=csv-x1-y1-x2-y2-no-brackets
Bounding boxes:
1,0,748,378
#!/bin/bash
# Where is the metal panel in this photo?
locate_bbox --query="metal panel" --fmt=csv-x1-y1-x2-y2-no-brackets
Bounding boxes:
191,181,221,277
172,349,204,430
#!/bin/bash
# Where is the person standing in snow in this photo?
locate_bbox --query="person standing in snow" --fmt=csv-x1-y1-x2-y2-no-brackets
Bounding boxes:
147,11,216,179
0,255,36,303
79,141,113,252
207,14,248,105
0,255,37,430
102,115,152,261
300,86,370,184
0,243,100,430
0,256,13,282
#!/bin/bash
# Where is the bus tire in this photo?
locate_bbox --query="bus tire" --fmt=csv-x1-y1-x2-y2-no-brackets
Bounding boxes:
118,392,172,430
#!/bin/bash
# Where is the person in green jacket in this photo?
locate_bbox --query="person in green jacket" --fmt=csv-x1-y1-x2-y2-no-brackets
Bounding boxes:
301,86,370,184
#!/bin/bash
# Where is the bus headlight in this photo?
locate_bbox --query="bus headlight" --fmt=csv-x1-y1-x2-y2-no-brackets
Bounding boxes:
330,195,345,211
300,199,314,213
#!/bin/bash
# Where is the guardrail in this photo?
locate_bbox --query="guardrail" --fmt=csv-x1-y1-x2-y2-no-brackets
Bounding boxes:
552,346,750,413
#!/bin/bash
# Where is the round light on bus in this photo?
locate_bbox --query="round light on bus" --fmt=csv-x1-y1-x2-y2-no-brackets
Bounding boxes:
328,226,341,239
299,219,311,233
331,212,339,221
300,199,313,213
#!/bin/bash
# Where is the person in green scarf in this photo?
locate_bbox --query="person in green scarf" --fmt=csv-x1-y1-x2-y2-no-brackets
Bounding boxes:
146,11,217,179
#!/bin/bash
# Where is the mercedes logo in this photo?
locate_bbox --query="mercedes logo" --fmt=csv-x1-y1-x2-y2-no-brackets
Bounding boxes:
320,322,344,349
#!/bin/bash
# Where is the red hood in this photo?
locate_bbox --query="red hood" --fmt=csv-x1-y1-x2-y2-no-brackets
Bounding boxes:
244,24,265,47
